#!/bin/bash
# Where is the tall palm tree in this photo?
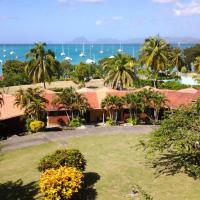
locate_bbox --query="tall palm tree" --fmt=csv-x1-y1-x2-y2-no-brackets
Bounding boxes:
101,95,123,122
53,87,89,120
123,92,142,120
15,87,48,120
102,54,137,90
194,56,200,73
170,48,185,71
140,36,169,87
25,43,59,89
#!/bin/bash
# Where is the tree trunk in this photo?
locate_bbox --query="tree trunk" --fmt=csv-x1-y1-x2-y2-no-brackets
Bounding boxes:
43,81,46,89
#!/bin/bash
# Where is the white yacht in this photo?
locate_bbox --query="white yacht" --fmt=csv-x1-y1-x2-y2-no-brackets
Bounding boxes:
86,45,95,64
79,44,85,57
60,44,65,56
117,42,123,53
99,45,104,54
0,59,3,64
10,50,15,55
109,55,115,59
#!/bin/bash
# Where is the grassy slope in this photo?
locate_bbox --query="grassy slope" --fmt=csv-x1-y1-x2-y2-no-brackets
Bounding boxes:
0,133,200,200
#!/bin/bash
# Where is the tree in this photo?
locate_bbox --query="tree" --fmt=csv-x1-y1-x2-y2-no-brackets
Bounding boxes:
53,87,89,121
58,60,74,80
170,48,185,71
184,44,200,68
194,56,200,73
123,92,142,120
1,60,31,86
140,36,169,88
102,54,137,90
15,87,48,120
25,43,59,89
0,92,3,108
101,95,123,123
142,102,200,178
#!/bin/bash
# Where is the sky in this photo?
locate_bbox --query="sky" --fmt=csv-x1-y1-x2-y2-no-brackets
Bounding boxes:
0,0,200,43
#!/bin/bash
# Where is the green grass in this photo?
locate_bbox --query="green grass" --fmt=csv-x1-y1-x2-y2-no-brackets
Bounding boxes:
0,133,200,200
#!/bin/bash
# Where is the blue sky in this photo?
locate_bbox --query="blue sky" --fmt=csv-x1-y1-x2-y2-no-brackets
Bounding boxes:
0,0,200,43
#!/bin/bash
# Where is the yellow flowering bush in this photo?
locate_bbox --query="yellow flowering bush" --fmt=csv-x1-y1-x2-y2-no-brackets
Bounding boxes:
40,166,84,200
29,120,45,133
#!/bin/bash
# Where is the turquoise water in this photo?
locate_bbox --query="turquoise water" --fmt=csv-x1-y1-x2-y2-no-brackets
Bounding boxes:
0,43,193,75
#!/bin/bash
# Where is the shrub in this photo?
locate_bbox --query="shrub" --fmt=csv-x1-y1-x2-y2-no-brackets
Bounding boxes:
40,166,84,200
69,118,82,127
181,66,188,73
132,184,153,200
106,117,115,126
29,120,45,133
158,81,188,90
127,117,137,125
38,149,87,172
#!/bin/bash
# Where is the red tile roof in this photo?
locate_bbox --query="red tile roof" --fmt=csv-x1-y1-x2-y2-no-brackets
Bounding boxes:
0,94,24,120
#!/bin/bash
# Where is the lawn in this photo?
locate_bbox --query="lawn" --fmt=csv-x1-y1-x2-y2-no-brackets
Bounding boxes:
0,133,200,200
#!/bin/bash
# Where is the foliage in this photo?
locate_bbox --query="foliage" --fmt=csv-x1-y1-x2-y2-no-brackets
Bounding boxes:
139,36,171,87
106,117,115,126
38,149,87,172
29,120,45,133
127,117,137,125
70,62,97,86
184,44,200,68
25,43,60,88
170,47,185,71
142,102,200,178
1,60,31,86
39,166,84,200
158,81,188,90
59,60,74,80
101,95,123,123
132,184,153,200
194,56,200,73
15,87,48,120
53,87,89,122
102,54,137,90
181,66,188,73
69,117,82,127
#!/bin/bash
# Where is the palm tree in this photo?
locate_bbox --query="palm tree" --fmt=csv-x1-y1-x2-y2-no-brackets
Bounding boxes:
102,54,137,90
170,48,185,71
194,56,200,73
25,43,59,89
15,87,48,120
101,95,123,123
140,36,169,88
0,92,3,108
123,92,142,120
53,87,89,121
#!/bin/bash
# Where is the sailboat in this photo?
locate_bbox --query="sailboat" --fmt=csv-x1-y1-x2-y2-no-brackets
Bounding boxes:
109,45,115,59
79,44,85,57
99,45,104,54
86,45,95,64
64,47,72,61
117,41,123,53
0,59,3,64
60,44,66,56
10,50,15,55
132,47,135,57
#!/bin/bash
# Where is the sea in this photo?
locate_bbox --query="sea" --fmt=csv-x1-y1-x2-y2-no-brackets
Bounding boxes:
0,43,194,75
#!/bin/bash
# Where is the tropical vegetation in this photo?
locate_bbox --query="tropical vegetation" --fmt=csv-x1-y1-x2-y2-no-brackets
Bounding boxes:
25,43,59,89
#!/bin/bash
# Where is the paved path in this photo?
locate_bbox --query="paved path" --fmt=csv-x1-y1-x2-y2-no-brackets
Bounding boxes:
0,125,158,152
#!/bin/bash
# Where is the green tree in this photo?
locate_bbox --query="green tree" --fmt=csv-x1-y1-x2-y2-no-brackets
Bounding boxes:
15,87,48,120
102,54,137,90
142,102,200,178
101,95,123,123
53,87,89,121
25,43,59,89
140,36,169,88
123,92,142,120
194,56,200,73
59,60,74,80
170,48,185,71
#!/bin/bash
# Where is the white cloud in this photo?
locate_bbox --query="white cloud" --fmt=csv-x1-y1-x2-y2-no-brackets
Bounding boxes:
152,0,178,3
57,0,104,5
174,1,200,16
96,16,123,26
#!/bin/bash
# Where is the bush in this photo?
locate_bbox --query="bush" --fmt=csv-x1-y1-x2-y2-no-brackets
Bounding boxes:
69,118,82,127
29,120,45,133
40,166,84,200
127,117,137,125
181,66,188,73
106,117,115,126
158,81,188,90
38,149,87,172
132,184,153,200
